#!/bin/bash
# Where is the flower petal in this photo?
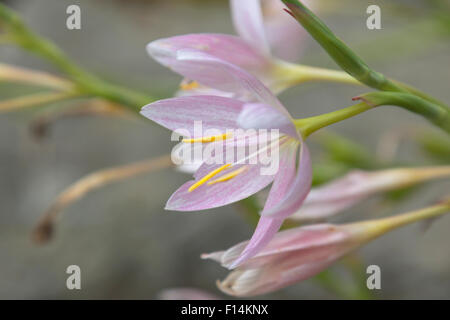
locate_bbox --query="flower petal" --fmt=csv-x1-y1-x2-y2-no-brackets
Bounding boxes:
226,143,298,268
261,142,312,218
147,33,271,76
262,0,310,61
237,103,297,139
165,163,275,211
218,257,336,297
225,216,283,269
230,0,270,55
140,95,245,135
207,224,349,269
176,79,234,99
173,50,285,109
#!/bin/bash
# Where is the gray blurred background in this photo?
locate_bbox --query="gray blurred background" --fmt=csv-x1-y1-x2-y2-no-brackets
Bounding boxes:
0,0,449,299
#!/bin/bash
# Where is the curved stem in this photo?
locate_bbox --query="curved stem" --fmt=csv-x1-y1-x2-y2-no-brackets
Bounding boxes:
294,102,373,137
0,91,80,112
282,0,449,109
357,202,450,241
32,155,174,244
0,3,154,111
274,60,361,87
295,91,450,137
0,63,75,91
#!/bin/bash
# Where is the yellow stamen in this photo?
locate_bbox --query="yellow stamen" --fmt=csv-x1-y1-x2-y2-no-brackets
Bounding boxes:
188,164,231,192
180,81,200,91
182,132,232,143
208,166,248,185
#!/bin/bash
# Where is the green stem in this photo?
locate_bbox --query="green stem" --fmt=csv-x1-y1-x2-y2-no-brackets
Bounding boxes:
0,3,154,111
274,61,362,88
295,102,373,137
282,0,449,109
295,91,450,137
358,202,450,241
390,79,448,108
360,92,450,133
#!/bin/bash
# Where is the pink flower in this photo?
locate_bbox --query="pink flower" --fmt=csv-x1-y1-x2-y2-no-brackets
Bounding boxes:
230,0,313,61
141,65,312,268
147,1,315,98
290,166,450,222
147,34,285,98
202,202,450,296
203,223,355,296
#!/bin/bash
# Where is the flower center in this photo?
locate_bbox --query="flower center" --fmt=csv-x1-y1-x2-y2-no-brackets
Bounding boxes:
185,134,289,192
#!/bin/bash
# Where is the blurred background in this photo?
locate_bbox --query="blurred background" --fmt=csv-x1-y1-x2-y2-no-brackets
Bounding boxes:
0,0,449,299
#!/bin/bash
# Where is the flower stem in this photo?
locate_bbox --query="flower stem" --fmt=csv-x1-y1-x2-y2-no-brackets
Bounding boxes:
294,102,373,137
0,3,154,111
274,61,361,87
295,91,450,137
0,63,75,91
357,201,450,241
282,0,448,109
0,91,80,112
32,154,174,244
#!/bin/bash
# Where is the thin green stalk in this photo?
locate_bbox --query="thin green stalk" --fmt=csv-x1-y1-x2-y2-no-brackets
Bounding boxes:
295,91,450,137
282,0,448,109
274,61,362,87
356,201,450,241
0,3,154,111
295,102,373,137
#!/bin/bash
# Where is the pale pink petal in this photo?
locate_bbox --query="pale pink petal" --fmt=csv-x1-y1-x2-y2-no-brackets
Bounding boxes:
220,225,349,270
165,163,275,211
226,217,284,269
219,257,336,297
264,14,308,62
173,50,285,111
237,103,297,139
176,80,234,99
147,34,271,76
291,196,365,222
262,0,311,61
230,0,270,55
261,142,312,218
212,224,359,297
289,169,402,222
226,143,298,268
140,95,244,135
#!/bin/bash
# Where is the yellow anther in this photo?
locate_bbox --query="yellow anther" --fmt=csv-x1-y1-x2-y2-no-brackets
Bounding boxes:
180,81,200,91
208,166,248,185
182,132,232,143
188,164,231,192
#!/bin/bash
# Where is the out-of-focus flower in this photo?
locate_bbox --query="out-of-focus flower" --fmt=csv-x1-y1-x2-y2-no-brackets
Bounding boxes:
230,0,313,61
147,1,322,99
148,34,289,98
158,288,220,300
203,202,450,296
290,166,450,222
141,64,312,268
